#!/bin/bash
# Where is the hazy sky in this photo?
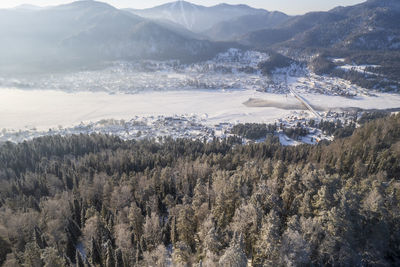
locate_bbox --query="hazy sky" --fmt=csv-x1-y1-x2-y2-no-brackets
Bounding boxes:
1,0,366,15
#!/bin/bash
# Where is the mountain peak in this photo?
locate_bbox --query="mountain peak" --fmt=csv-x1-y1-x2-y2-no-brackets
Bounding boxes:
212,3,252,9
14,4,42,10
171,0,195,5
57,0,116,10
156,0,204,9
128,1,269,32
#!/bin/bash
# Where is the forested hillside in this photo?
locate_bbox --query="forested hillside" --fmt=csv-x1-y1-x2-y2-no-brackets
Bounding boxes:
0,114,400,266
0,1,235,74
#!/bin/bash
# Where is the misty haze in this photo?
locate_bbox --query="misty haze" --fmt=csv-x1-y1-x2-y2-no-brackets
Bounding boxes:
0,0,399,266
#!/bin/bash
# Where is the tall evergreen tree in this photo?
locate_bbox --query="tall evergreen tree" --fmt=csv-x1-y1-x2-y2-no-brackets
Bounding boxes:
76,250,85,267
89,237,102,266
105,241,115,267
115,248,124,267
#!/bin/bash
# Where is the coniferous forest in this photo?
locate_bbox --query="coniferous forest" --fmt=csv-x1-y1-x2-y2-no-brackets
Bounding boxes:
0,114,400,266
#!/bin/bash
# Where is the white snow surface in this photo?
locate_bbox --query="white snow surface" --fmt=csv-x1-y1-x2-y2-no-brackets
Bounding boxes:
338,64,380,76
0,88,292,131
0,49,399,144
303,92,400,110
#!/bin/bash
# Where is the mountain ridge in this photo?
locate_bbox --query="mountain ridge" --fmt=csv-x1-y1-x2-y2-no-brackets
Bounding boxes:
238,0,400,52
0,0,240,74
2,0,399,75
126,0,276,33
203,11,290,41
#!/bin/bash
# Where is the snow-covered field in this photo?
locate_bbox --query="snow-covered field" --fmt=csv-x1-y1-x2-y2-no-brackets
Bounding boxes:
1,85,399,144
338,64,380,76
0,88,292,131
0,49,399,144
0,88,299,142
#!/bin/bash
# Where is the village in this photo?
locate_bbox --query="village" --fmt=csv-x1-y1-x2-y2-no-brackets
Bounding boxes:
0,49,393,145
0,107,360,146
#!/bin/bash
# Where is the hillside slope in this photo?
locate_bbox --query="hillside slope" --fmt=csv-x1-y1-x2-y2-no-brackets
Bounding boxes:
0,1,235,73
240,0,400,51
0,114,399,266
203,11,289,41
127,1,269,33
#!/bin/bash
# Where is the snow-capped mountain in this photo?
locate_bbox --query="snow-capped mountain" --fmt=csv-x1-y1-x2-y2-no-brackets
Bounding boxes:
126,1,270,33
0,1,237,73
1,0,400,75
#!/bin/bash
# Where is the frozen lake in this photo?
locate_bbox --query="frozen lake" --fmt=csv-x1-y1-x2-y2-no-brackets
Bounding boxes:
0,88,295,131
1,86,400,143
1,49,399,144
1,86,400,132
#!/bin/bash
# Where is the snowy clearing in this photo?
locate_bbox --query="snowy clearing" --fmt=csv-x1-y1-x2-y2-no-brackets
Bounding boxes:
338,64,380,76
0,88,292,131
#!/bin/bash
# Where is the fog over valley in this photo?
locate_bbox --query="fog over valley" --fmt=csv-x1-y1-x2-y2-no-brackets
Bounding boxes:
1,1,400,267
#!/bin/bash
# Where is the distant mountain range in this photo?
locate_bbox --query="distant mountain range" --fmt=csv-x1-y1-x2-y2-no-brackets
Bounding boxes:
126,1,271,33
239,0,400,51
202,11,289,41
126,1,290,41
1,0,400,74
0,1,240,73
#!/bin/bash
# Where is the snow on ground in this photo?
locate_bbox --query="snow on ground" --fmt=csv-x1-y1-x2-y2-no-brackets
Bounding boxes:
0,50,271,94
288,74,368,97
304,92,400,110
285,75,400,110
279,133,301,146
0,87,292,131
338,64,381,76
332,58,346,63
1,85,399,144
339,64,379,72
1,76,400,144
211,48,269,68
0,49,399,145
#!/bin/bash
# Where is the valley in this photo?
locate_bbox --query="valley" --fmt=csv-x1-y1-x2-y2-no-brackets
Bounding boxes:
1,49,399,145
1,1,400,266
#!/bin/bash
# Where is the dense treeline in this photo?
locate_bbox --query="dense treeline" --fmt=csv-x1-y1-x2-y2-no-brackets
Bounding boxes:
0,114,400,266
231,123,277,140
258,53,295,76
231,117,358,142
309,55,336,75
